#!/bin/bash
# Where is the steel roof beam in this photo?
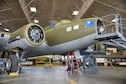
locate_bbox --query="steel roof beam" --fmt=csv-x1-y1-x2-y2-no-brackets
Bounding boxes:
18,0,32,23
96,0,126,13
0,8,11,12
74,0,95,19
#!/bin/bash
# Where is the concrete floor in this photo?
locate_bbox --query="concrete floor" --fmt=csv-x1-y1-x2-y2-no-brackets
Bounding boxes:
0,66,126,84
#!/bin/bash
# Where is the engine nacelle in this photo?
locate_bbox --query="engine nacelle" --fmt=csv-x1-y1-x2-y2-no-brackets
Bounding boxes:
8,23,45,50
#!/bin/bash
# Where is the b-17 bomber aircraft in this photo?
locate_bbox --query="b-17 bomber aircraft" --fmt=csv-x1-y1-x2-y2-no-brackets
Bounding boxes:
0,14,125,73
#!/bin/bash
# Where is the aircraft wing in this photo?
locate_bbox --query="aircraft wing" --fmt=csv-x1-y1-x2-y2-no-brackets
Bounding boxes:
0,31,10,51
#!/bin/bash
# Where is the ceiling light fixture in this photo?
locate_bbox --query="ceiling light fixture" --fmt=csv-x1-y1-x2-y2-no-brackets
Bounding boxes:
34,19,39,23
0,23,2,26
30,7,37,12
4,28,10,32
72,11,79,15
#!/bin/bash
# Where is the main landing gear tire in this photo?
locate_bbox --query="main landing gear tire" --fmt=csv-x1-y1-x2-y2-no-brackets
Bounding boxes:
6,55,18,74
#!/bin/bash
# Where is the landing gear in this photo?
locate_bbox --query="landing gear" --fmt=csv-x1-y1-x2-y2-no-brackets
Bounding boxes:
6,55,19,73
0,50,24,74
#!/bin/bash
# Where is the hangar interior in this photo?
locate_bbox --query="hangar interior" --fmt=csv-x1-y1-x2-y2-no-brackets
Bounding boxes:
0,0,126,84
0,0,126,33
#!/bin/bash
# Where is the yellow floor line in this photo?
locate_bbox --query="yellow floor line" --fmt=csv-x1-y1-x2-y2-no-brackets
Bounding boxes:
65,76,77,84
0,73,78,84
0,76,42,83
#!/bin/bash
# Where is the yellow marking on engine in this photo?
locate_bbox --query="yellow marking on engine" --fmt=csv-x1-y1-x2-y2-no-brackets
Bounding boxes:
12,47,19,52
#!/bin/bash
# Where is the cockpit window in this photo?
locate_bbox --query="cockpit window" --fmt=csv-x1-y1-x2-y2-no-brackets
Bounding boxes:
85,20,94,28
55,20,71,27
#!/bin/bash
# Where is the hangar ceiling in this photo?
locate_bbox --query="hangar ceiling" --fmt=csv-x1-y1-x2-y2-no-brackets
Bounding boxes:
0,0,126,37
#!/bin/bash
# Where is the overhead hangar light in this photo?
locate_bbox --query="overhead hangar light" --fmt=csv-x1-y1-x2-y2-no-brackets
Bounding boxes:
34,19,39,23
30,7,37,12
0,23,2,26
4,28,10,32
72,11,79,15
